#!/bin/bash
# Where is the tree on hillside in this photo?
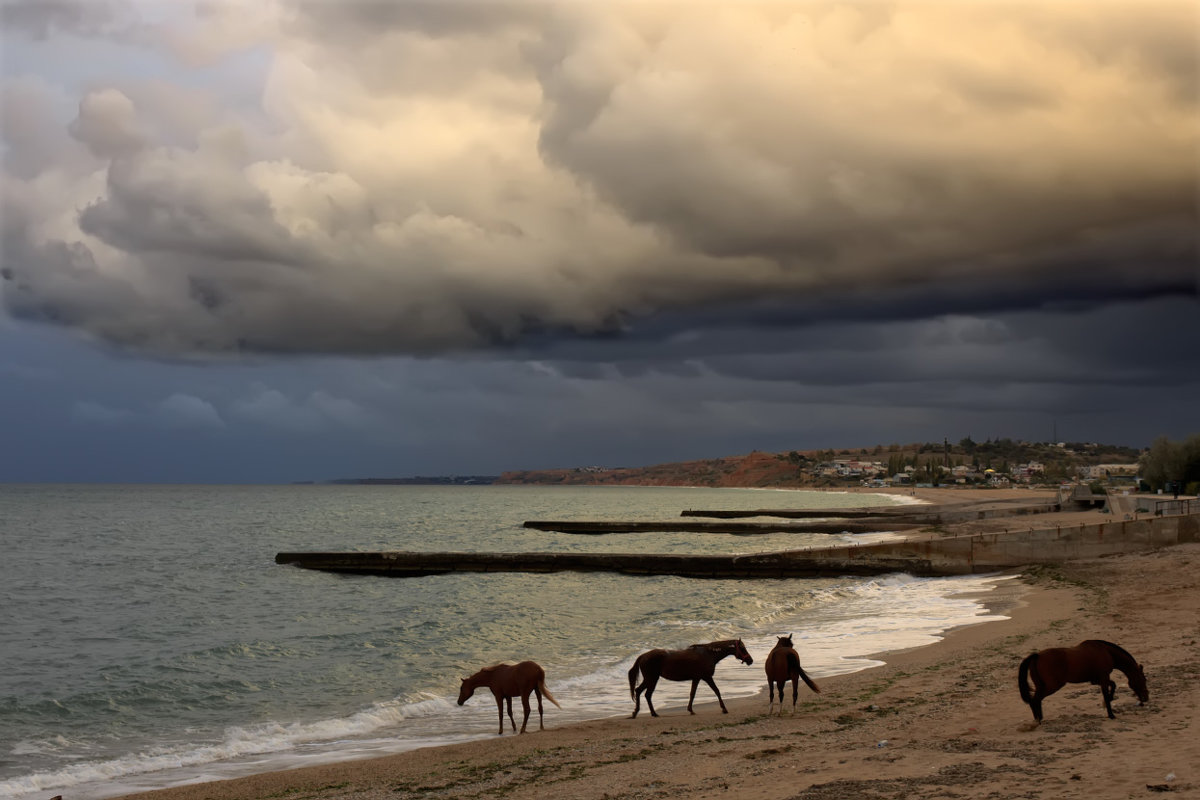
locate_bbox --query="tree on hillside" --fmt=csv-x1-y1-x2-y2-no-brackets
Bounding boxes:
1140,435,1200,493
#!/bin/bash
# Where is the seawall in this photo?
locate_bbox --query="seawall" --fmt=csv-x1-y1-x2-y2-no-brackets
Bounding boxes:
814,511,1200,574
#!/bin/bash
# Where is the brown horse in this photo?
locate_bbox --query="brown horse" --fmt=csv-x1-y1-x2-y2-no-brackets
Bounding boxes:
1018,639,1148,723
765,635,820,714
457,661,561,734
628,639,753,718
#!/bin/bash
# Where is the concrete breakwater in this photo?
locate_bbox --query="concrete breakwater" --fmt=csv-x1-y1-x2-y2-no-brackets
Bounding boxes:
275,510,1200,580
274,550,938,578
521,519,921,534
521,500,1060,535
680,499,1062,524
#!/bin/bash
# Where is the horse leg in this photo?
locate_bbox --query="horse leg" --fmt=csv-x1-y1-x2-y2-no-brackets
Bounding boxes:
768,679,776,713
1101,680,1116,719
1029,689,1045,723
791,677,798,713
519,692,532,734
703,677,728,714
505,696,517,732
641,675,659,718
494,697,505,735
1027,668,1060,724
534,687,545,731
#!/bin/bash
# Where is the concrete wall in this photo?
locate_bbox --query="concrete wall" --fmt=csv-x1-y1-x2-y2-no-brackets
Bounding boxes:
819,512,1200,575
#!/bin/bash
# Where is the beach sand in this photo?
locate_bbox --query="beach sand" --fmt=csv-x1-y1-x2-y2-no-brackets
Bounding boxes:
109,490,1200,800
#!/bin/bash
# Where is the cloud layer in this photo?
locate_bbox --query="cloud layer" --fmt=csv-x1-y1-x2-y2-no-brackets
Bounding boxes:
2,1,1196,359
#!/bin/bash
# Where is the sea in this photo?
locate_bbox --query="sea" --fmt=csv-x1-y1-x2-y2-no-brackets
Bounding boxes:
0,484,1017,799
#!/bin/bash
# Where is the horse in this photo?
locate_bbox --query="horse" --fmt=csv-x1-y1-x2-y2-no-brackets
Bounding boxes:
457,660,561,734
765,635,820,714
1018,639,1148,723
627,639,753,718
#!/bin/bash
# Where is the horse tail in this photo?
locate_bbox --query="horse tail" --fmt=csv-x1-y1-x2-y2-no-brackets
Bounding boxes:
785,650,820,693
1018,652,1038,705
628,656,642,701
797,665,820,694
539,678,562,709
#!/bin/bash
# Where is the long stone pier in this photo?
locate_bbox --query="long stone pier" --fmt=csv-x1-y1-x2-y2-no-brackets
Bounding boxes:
679,499,1062,524
274,550,939,578
521,519,921,534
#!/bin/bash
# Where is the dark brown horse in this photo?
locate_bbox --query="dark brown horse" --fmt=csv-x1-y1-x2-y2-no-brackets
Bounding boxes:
458,661,561,734
1018,639,1148,723
765,635,820,714
627,639,753,718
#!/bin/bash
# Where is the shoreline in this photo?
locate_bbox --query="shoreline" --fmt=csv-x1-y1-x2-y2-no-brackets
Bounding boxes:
106,538,1200,800
42,487,1196,800
66,569,1011,800
103,576,1027,800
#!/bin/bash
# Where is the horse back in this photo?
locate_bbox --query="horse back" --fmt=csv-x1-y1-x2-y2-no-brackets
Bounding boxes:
1038,643,1115,685
487,661,544,697
764,646,798,681
659,648,716,681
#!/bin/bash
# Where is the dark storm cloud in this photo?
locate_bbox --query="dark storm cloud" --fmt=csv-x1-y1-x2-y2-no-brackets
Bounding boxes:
1,1,1196,361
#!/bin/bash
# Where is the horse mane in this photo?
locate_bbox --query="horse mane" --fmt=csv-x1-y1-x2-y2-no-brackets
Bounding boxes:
1093,640,1138,665
478,662,513,675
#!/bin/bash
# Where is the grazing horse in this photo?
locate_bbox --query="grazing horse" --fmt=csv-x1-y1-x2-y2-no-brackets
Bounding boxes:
765,635,820,714
1018,639,1148,723
628,639,753,718
457,661,561,734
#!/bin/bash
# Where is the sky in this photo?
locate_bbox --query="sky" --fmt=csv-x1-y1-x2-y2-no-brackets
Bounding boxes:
1,0,1197,484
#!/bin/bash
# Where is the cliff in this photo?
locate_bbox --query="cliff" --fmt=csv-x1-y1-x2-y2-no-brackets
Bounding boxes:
494,450,814,488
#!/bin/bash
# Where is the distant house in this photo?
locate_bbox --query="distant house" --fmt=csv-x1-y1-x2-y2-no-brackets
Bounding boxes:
1088,463,1140,485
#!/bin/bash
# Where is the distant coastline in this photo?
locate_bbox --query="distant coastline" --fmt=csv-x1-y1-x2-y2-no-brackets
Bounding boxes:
316,438,1145,491
318,475,499,486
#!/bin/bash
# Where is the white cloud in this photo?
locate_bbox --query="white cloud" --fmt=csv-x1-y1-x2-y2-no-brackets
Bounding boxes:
156,392,225,429
1,1,1194,358
231,384,377,433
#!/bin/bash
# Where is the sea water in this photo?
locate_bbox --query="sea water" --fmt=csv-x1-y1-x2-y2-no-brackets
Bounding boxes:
0,484,1012,799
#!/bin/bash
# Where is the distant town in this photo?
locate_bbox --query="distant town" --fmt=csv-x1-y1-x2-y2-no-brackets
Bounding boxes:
322,436,1196,493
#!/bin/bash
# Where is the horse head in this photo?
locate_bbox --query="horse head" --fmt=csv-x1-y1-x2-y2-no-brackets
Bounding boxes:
775,635,794,649
456,677,476,706
734,638,754,665
1128,663,1149,704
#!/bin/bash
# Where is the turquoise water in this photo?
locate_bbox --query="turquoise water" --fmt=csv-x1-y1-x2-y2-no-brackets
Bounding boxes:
0,484,1010,798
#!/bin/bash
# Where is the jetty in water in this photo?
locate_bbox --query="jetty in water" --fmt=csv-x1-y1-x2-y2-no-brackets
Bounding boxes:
274,497,1200,580
521,519,922,535
274,550,938,578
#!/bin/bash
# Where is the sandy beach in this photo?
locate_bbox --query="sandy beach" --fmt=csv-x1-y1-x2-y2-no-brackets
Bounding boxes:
107,489,1199,800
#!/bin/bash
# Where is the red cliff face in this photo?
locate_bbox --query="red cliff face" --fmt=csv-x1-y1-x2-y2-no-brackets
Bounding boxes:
494,451,811,488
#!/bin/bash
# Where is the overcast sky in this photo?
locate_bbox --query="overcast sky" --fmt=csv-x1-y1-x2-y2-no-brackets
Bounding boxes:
1,0,1197,483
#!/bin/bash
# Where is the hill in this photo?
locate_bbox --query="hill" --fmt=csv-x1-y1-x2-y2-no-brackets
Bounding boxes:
494,439,1144,489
